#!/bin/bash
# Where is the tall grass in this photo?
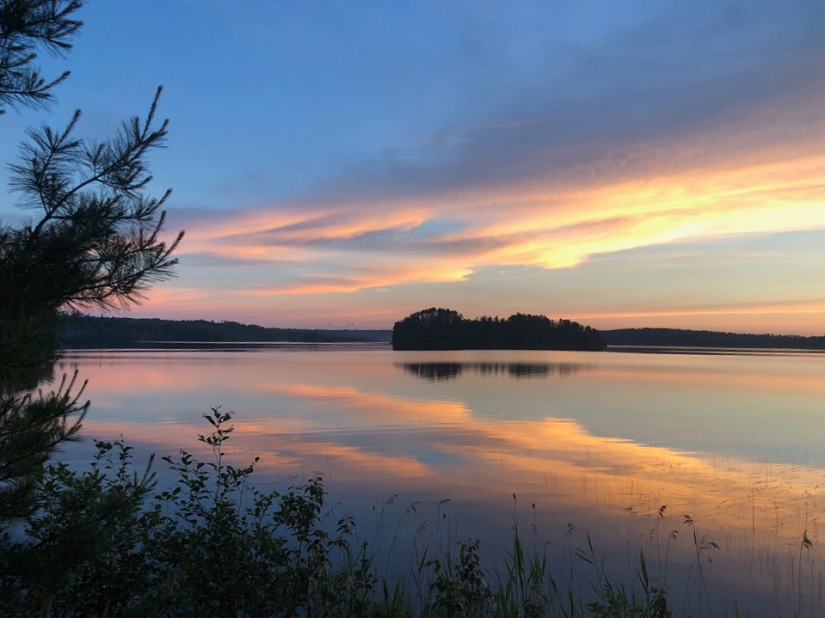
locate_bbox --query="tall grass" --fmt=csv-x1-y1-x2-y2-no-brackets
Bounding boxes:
1,409,815,617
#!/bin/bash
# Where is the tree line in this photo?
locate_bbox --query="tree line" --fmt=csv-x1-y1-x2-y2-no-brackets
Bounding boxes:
602,328,825,350
392,307,606,351
59,313,391,346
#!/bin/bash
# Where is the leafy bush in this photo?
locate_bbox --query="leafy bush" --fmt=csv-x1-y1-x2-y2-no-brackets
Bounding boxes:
1,408,394,617
0,408,680,618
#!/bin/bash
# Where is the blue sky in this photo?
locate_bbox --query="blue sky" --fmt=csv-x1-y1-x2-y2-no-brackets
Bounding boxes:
2,1,824,332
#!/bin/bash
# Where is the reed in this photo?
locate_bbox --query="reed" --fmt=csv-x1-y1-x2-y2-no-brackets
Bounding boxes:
1,409,817,617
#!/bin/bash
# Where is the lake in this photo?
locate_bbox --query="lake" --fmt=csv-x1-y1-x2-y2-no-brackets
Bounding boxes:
54,344,825,616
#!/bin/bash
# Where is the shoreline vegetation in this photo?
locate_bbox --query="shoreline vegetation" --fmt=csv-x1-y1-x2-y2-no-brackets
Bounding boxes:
603,327,825,350
58,313,825,352
58,313,393,347
9,407,815,617
392,308,606,351
1,409,691,617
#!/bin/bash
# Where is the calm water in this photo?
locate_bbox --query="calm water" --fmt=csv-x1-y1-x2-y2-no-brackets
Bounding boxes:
55,345,825,616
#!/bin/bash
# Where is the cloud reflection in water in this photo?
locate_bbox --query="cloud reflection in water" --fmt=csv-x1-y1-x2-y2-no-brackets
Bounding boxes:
59,347,825,614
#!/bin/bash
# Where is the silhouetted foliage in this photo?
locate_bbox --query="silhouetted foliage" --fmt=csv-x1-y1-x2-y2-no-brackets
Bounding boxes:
1,410,390,617
392,307,605,351
602,328,825,350
0,82,182,520
1,410,680,617
1,87,183,367
0,2,185,604
58,313,392,346
0,0,83,115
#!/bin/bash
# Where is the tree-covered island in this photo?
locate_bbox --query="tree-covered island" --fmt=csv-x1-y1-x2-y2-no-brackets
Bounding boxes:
392,307,606,351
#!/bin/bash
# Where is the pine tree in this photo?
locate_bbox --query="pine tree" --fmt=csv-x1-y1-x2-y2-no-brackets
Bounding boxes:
0,0,183,526
0,0,82,115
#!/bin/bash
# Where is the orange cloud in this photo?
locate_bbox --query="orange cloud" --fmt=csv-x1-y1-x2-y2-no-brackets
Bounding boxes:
166,150,825,297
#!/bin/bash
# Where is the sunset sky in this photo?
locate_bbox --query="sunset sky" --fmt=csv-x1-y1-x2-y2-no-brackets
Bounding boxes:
2,1,824,333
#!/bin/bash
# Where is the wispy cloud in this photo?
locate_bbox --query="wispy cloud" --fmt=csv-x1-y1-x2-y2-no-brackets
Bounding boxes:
129,0,825,330
172,149,825,295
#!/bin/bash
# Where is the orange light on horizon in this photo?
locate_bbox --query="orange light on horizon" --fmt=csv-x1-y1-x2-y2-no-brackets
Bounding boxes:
165,151,825,292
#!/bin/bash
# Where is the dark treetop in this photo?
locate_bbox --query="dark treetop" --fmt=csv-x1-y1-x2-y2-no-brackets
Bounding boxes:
601,328,825,350
392,307,606,351
59,314,392,346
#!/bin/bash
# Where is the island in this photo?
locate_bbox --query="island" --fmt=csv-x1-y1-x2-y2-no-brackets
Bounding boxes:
391,307,606,351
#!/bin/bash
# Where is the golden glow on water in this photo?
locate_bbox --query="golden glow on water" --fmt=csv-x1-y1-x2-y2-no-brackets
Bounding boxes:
51,346,825,613
255,383,474,425
62,348,825,555
58,346,825,614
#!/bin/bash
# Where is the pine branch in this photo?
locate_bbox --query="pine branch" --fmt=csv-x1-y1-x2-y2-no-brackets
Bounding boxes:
0,0,83,113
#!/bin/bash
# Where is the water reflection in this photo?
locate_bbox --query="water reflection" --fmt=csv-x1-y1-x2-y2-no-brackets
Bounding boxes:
400,361,586,381
54,347,825,616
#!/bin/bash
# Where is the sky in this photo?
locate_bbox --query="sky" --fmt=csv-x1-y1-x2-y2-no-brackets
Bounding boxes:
2,0,825,333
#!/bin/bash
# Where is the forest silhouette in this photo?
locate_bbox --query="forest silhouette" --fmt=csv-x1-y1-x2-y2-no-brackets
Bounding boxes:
392,308,606,351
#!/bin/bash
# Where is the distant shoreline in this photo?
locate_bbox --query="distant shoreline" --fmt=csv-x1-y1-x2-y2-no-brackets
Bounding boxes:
58,314,393,347
59,315,825,352
606,344,825,356
602,327,825,351
59,342,825,358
